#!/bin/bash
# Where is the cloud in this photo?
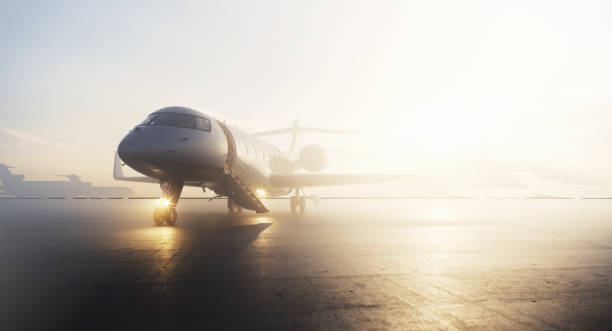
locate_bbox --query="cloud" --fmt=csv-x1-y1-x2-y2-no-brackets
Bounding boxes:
0,127,68,150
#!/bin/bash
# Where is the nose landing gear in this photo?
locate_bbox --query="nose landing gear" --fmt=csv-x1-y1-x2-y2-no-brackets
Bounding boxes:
153,207,177,225
153,179,183,226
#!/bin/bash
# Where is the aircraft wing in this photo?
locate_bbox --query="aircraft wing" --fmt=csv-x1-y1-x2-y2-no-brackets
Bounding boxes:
113,152,159,184
269,173,436,188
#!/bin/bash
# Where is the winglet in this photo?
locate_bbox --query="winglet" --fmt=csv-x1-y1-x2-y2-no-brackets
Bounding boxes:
113,151,125,180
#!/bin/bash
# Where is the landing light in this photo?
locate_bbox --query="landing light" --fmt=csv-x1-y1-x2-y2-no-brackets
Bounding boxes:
157,197,171,208
256,188,266,197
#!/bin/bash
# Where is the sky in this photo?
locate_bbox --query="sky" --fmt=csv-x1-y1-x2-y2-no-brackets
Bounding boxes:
0,0,611,196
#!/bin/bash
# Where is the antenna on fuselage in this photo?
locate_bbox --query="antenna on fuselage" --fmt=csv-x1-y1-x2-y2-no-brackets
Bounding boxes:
252,121,358,153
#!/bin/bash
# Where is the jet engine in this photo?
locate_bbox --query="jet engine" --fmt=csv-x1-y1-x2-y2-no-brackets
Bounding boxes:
298,144,327,172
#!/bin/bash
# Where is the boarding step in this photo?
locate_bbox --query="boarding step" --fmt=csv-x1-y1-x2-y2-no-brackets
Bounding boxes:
225,173,269,213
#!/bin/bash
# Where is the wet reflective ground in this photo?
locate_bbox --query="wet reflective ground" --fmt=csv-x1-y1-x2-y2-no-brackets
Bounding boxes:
1,199,612,330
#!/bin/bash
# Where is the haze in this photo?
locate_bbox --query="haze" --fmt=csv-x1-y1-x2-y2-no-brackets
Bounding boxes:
1,0,611,196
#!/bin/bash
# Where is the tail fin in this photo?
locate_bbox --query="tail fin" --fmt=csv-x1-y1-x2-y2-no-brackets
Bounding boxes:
0,163,20,183
253,121,358,152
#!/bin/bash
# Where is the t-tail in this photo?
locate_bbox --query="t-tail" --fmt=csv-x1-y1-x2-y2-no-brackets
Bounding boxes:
252,120,358,153
0,163,23,183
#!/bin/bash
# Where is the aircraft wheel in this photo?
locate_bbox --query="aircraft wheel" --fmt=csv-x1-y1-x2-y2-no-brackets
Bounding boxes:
153,208,164,226
290,197,297,213
165,207,177,226
298,196,306,214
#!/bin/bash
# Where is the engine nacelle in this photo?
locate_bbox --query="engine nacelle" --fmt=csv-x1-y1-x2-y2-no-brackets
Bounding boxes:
298,144,327,172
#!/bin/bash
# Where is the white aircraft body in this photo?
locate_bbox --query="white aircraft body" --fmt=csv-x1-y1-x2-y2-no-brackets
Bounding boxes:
115,106,419,225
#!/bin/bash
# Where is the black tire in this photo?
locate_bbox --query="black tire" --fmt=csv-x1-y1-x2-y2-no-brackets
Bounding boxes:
166,208,177,226
153,208,164,226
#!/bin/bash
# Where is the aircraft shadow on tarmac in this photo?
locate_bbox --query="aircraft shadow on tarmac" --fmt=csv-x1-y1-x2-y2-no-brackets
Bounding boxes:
174,211,274,260
59,211,278,329
1,203,281,330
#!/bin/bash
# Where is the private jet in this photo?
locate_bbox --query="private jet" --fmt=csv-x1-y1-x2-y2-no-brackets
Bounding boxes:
115,106,420,225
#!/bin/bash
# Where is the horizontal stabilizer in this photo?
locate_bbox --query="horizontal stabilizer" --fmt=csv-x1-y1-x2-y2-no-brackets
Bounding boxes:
254,127,357,137
269,173,437,188
113,152,159,184
253,121,358,152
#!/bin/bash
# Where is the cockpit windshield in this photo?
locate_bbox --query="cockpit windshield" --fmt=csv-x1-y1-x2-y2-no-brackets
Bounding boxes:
151,113,195,129
139,113,211,131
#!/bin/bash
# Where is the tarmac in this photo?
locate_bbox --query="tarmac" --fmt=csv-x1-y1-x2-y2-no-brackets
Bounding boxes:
1,198,612,330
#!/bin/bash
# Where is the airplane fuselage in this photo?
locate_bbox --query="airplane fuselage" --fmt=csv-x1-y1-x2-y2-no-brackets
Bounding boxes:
118,106,293,205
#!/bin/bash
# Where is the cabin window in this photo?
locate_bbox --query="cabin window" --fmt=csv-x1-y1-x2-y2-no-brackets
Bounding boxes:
248,142,255,157
242,139,249,155
253,144,259,159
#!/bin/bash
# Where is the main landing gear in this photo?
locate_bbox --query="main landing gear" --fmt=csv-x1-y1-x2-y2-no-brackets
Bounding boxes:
227,198,243,213
153,179,183,226
290,188,306,214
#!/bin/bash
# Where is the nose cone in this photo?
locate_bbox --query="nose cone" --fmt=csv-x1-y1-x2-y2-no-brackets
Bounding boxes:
117,124,228,180
117,131,142,164
117,128,167,178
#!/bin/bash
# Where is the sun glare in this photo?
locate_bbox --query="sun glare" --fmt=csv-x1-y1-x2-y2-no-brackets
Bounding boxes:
157,197,171,207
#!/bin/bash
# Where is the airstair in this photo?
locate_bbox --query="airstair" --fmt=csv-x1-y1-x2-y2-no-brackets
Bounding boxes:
225,173,269,213
217,120,269,213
